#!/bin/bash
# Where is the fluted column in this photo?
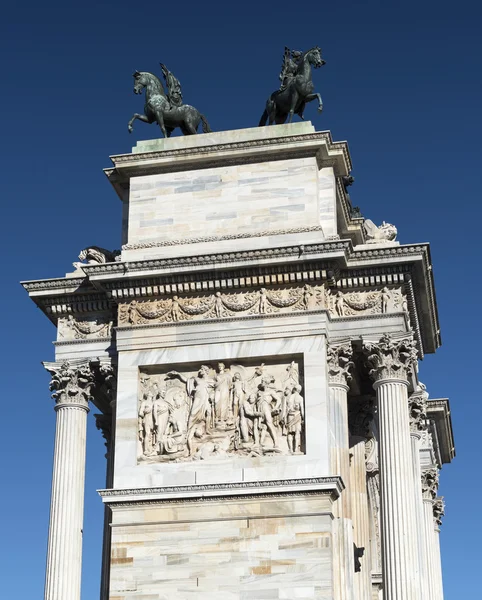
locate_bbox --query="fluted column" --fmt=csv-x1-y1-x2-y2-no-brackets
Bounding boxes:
409,386,429,600
432,498,445,600
43,360,95,600
92,363,117,600
350,436,372,600
364,334,420,600
421,469,439,600
327,342,355,600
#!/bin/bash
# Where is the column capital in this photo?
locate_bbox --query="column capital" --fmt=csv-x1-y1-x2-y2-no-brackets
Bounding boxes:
44,359,96,410
326,341,354,388
421,468,439,500
433,496,445,527
44,358,117,410
409,384,428,432
363,333,418,384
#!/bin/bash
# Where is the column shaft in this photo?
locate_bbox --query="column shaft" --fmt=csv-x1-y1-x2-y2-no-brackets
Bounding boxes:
411,434,429,600
351,437,372,600
45,403,89,600
328,384,354,600
423,500,436,600
376,380,420,600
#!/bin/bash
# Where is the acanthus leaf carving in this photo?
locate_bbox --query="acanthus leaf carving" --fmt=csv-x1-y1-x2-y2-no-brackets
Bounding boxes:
421,468,439,500
433,496,445,526
326,342,354,387
409,383,428,432
44,360,96,408
44,359,117,410
363,334,418,383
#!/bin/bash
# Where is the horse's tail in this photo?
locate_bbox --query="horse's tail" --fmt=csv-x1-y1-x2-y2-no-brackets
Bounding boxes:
259,109,268,127
200,114,211,133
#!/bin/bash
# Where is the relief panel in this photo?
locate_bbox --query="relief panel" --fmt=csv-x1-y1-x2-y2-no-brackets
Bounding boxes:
137,356,305,463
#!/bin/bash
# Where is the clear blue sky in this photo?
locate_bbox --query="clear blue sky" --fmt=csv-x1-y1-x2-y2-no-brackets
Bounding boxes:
1,1,480,598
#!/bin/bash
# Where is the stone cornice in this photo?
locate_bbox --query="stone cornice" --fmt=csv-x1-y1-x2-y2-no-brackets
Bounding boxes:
22,242,439,354
105,130,352,196
427,398,455,465
99,476,344,507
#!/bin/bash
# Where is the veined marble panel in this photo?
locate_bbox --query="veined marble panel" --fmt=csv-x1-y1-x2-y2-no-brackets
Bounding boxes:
113,337,329,490
109,494,335,600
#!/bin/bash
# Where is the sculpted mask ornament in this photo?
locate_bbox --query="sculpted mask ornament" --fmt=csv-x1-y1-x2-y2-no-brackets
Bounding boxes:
326,343,354,387
421,468,439,500
363,334,418,383
137,358,306,463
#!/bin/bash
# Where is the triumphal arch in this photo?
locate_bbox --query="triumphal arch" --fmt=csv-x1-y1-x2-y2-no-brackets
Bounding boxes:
23,122,454,600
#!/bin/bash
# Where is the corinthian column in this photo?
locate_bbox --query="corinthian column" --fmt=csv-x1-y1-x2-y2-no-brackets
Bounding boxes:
43,360,95,600
327,341,355,600
432,498,445,600
94,364,117,600
409,386,429,600
421,469,439,600
363,334,420,600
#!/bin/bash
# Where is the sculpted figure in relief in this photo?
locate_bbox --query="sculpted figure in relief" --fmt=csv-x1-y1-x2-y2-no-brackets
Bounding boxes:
138,359,305,462
284,384,304,453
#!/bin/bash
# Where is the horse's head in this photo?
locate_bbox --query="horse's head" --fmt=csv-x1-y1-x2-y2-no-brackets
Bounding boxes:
133,70,147,94
306,47,326,69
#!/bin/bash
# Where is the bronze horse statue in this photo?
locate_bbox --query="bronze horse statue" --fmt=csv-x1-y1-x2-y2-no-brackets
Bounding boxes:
259,46,326,126
128,65,211,137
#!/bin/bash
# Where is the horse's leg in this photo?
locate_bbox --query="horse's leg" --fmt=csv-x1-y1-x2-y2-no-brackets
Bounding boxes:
287,91,299,123
154,111,168,138
127,113,151,133
183,116,198,135
166,127,174,138
304,93,323,112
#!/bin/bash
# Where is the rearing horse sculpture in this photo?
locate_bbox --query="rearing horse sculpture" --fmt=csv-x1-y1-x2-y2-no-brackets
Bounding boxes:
128,65,211,137
259,46,326,126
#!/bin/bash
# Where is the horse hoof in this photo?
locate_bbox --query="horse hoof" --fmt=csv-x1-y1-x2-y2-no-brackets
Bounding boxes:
318,107,323,113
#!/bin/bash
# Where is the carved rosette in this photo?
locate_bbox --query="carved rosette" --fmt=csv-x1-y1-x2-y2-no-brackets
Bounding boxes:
326,342,354,388
409,384,428,432
433,497,445,526
421,468,439,500
363,334,418,384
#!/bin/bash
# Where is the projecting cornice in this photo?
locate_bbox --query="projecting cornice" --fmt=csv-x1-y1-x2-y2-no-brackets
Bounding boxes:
427,398,455,465
105,129,352,198
21,240,440,355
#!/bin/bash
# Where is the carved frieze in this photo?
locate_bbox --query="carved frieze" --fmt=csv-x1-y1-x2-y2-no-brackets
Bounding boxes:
137,357,305,462
364,334,418,383
118,285,406,326
58,315,113,341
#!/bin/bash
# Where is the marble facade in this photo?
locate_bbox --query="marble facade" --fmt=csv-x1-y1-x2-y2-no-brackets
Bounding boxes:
23,123,455,600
